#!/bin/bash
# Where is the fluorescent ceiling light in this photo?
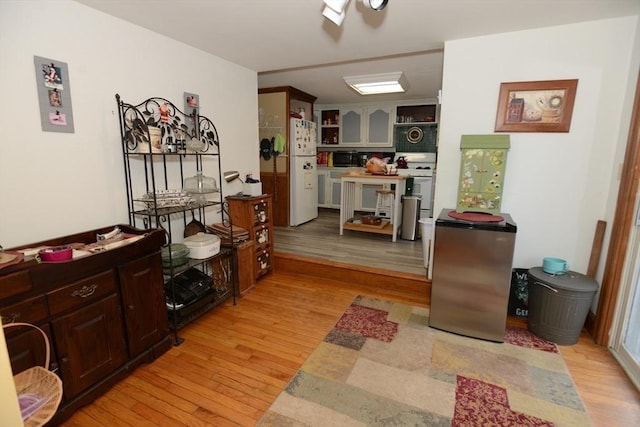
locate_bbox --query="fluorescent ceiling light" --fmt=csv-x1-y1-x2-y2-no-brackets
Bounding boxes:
343,72,409,95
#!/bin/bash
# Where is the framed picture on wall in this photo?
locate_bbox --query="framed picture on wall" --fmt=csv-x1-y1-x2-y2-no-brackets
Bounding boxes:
34,56,75,133
494,79,578,132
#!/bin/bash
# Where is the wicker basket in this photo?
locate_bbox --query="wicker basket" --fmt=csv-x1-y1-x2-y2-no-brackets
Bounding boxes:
4,322,63,426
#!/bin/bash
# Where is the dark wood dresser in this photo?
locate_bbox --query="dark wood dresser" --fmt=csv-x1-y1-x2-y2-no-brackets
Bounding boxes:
0,225,171,424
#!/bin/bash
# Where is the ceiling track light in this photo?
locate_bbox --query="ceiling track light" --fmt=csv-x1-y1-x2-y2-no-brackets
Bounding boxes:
323,0,350,13
323,0,387,26
322,7,347,26
362,0,388,11
322,0,350,26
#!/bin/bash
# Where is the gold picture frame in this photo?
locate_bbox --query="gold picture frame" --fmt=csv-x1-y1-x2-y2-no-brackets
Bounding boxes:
494,79,578,132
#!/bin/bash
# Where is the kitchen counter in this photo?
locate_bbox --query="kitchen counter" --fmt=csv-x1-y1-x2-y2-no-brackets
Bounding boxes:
339,173,407,242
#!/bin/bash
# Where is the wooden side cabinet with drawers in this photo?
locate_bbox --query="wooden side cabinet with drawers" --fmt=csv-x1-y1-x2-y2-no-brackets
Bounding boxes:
227,194,274,281
0,225,171,424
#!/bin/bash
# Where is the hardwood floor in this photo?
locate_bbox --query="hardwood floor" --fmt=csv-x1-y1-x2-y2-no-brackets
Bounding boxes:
273,208,427,276
61,264,639,426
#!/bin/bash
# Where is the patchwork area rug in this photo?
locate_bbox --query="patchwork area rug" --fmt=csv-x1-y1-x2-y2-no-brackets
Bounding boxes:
257,296,591,427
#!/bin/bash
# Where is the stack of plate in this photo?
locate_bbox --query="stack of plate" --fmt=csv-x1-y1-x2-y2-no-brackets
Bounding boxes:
206,223,249,245
161,243,190,268
139,190,193,209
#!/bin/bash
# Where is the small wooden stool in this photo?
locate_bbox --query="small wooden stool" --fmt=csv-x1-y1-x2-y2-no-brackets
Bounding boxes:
375,189,395,223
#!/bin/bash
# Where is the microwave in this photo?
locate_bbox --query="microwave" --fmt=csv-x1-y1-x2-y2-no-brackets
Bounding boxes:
332,151,359,167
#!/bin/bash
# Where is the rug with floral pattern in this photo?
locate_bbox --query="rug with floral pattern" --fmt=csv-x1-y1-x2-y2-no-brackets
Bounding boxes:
257,296,591,426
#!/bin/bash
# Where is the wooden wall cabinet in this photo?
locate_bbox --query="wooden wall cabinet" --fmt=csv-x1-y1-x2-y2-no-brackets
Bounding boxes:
0,225,171,424
51,292,127,399
258,86,317,226
227,195,274,280
118,253,168,357
234,240,256,294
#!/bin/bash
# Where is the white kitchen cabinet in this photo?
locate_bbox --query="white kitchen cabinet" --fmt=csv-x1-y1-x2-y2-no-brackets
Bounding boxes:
319,109,340,145
317,167,345,208
317,104,393,147
356,182,386,212
328,168,347,209
319,167,384,211
365,106,393,147
330,179,342,208
340,108,364,146
318,169,329,207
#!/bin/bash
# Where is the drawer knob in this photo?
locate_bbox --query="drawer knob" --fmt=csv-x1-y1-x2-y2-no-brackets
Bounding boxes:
1,312,20,324
71,284,98,298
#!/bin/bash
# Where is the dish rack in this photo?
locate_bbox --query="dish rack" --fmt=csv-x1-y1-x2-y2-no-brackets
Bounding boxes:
3,322,63,426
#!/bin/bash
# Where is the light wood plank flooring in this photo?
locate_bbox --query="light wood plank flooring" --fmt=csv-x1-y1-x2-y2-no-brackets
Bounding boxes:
61,268,640,426
273,208,427,276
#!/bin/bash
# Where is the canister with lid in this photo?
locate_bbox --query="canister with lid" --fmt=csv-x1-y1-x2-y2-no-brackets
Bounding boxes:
183,232,221,259
527,267,599,345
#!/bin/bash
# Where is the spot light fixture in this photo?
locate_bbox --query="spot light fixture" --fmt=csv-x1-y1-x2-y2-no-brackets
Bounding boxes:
343,72,409,95
323,0,387,26
322,0,350,26
362,0,388,10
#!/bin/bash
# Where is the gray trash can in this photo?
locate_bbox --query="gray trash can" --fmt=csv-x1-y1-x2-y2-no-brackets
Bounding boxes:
527,267,598,345
400,195,421,240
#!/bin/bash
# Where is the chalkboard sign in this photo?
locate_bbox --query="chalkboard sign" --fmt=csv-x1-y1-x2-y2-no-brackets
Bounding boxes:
509,268,529,317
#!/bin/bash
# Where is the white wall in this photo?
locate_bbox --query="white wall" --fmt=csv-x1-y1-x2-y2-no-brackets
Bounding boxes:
0,0,259,248
436,16,640,309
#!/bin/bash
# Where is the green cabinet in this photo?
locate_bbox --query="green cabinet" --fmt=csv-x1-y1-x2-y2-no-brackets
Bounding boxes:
457,135,510,215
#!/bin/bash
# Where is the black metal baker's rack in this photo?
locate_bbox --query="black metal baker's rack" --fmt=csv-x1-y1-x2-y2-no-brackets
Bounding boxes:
115,94,236,346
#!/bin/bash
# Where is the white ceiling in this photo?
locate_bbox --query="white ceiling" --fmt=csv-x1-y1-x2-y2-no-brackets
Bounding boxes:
75,0,640,104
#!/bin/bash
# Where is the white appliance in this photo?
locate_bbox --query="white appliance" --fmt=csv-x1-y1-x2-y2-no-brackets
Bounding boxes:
290,118,318,226
395,152,436,219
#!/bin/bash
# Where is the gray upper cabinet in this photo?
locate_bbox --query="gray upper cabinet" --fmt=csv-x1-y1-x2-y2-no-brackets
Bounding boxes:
316,100,436,148
341,108,363,145
317,103,394,147
366,106,393,146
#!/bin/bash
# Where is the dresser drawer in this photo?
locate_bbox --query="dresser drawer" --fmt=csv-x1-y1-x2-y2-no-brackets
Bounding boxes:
251,200,270,226
47,270,117,316
254,225,270,248
256,250,271,278
0,270,32,299
0,295,48,325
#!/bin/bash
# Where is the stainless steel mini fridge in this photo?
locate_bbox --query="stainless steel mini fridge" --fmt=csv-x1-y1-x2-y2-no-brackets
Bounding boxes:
429,209,517,342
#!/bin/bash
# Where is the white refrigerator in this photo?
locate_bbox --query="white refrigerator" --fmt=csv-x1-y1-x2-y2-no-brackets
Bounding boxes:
290,118,318,226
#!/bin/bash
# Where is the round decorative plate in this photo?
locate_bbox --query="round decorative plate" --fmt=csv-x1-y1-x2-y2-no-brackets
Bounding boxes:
407,126,423,143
